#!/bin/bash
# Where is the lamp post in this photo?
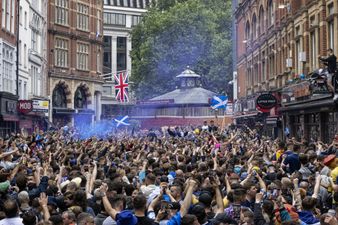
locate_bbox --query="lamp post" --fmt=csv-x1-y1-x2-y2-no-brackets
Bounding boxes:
16,0,20,97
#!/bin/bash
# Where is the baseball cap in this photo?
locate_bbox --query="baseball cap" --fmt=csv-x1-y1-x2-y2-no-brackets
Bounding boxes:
116,210,138,225
323,154,336,166
199,192,212,206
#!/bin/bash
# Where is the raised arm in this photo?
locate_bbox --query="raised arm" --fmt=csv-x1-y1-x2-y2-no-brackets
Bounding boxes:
100,183,118,220
180,179,197,217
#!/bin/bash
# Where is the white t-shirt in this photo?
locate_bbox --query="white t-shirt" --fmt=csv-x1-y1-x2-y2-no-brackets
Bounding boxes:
102,216,117,225
0,217,24,225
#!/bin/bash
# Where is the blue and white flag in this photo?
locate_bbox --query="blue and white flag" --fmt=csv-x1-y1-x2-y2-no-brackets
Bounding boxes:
211,95,228,109
114,115,130,127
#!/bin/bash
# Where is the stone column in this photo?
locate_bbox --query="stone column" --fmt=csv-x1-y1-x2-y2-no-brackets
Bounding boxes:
96,92,102,121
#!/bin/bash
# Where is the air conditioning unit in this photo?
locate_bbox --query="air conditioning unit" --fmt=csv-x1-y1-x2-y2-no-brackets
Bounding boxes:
298,52,307,62
286,58,293,68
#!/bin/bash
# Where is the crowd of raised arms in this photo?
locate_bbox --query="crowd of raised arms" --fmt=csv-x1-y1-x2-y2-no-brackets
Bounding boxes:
0,121,338,225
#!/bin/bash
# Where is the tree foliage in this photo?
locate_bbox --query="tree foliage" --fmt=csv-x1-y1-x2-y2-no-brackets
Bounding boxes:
130,0,232,100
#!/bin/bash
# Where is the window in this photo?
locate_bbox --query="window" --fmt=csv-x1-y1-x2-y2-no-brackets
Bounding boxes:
103,13,126,26
103,36,112,75
77,42,89,70
24,44,27,68
53,85,67,108
117,37,127,71
77,3,89,31
11,0,14,33
1,0,5,28
258,6,264,35
18,80,22,99
310,31,317,71
132,15,142,26
296,40,301,73
328,3,334,15
24,11,27,28
19,41,22,65
245,21,250,42
328,20,334,49
19,6,22,25
252,14,257,39
31,30,38,51
55,0,69,26
97,46,102,73
31,65,41,96
2,44,14,93
23,82,27,99
268,0,274,27
55,37,69,67
6,0,10,30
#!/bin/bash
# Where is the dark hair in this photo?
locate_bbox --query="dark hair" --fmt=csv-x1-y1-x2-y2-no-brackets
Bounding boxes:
22,210,37,225
133,194,147,210
302,196,317,210
49,215,63,225
16,173,28,191
181,214,198,225
328,48,334,53
3,199,18,218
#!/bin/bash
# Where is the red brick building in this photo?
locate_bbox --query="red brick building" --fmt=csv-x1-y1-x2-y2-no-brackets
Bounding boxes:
47,0,104,128
0,0,19,137
233,0,338,142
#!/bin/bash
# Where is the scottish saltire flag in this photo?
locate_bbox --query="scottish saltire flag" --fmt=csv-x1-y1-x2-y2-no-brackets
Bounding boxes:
114,115,130,128
211,95,228,109
114,71,129,102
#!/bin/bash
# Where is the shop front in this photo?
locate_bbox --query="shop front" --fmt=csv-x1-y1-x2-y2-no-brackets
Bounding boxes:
18,99,50,133
0,92,19,137
281,81,338,143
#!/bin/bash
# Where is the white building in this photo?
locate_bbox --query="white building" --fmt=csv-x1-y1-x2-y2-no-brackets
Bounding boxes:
17,0,49,131
102,0,149,118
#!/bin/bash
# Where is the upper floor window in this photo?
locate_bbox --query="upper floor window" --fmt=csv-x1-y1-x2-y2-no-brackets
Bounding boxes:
268,0,274,27
258,6,264,35
55,37,69,68
77,3,89,31
103,13,126,26
132,15,142,26
77,42,89,71
252,14,257,39
55,0,69,26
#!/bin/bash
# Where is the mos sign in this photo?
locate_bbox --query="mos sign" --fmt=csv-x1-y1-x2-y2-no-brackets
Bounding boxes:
18,100,33,114
256,93,277,111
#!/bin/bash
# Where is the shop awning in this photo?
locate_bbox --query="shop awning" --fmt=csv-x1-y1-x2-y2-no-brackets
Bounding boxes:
280,98,335,112
53,108,76,115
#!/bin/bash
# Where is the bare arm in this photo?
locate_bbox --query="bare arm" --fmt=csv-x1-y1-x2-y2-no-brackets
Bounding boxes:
180,180,197,217
100,183,118,220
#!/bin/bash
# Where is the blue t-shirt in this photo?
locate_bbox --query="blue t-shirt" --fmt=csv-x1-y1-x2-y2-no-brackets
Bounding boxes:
283,152,301,173
167,212,181,225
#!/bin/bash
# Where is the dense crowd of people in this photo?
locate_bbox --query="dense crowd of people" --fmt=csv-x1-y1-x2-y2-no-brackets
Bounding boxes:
0,121,338,225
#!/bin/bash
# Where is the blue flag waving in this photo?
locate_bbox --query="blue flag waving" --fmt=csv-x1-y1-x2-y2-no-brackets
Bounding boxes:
114,115,130,127
211,95,228,109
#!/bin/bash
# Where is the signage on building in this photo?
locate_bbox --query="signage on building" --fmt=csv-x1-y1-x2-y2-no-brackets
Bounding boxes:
137,99,175,105
32,100,49,113
17,100,33,114
226,102,233,115
256,93,277,110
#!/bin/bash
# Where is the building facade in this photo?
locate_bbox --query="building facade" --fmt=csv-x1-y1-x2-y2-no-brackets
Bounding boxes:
0,0,18,137
47,0,104,128
102,0,149,118
233,0,338,142
16,0,50,133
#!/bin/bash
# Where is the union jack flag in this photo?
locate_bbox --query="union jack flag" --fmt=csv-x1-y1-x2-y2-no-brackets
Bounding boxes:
113,71,129,102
